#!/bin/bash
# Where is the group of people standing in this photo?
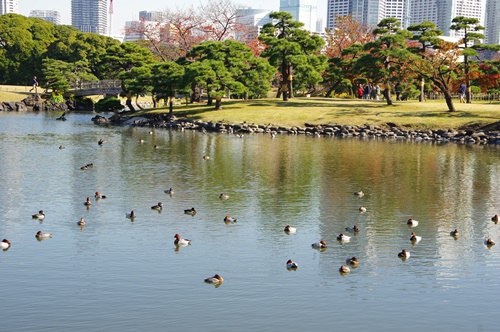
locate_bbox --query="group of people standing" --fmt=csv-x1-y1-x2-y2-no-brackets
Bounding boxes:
357,83,382,101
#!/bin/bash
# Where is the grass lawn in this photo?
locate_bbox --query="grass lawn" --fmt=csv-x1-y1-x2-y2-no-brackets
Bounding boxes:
133,97,500,131
2,86,499,130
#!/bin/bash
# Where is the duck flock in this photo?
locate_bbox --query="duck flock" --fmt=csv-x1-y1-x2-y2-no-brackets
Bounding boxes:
1,135,499,287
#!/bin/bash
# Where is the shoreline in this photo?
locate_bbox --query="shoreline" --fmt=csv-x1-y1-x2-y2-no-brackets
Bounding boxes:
92,113,500,145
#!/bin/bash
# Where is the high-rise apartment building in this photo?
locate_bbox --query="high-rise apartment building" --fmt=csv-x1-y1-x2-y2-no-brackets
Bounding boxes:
29,10,61,25
71,0,108,35
280,0,318,32
0,0,18,15
485,0,500,44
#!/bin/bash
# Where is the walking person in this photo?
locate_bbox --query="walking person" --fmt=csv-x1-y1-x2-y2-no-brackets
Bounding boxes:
459,83,466,103
375,84,381,101
29,76,38,93
395,82,401,101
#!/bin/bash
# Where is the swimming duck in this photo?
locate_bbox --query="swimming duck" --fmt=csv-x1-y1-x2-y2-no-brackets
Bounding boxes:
95,192,107,199
151,202,163,210
153,145,159,150
98,139,105,146
204,274,223,284
32,210,45,220
35,231,52,239
139,139,144,144
80,165,88,170
311,240,327,249
286,259,298,269
174,234,191,246
184,207,196,215
485,238,495,245
165,188,174,196
77,218,85,226
346,257,359,266
450,229,460,237
359,206,367,212
407,218,419,227
1,239,11,250
345,225,360,232
410,232,422,243
284,225,297,233
59,145,65,149
492,215,499,223
337,233,351,242
126,210,136,219
203,155,210,160
398,249,410,258
354,191,364,197
86,163,94,168
339,265,351,274
84,197,92,206
224,215,237,224
219,193,229,200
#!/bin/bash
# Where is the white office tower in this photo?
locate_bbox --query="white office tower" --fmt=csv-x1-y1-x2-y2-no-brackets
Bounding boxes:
71,0,108,35
29,10,61,25
326,0,393,29
0,0,18,14
280,0,318,32
235,8,273,40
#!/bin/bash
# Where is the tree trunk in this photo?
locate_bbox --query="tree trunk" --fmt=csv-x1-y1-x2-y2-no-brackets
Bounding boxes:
168,96,174,117
135,94,143,110
443,91,456,112
464,55,471,104
190,82,200,103
126,92,135,112
383,86,393,106
152,92,157,108
215,96,222,110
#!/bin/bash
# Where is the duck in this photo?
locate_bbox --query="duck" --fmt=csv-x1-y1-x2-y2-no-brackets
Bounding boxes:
153,145,159,150
219,193,229,200
184,207,196,215
35,231,52,239
1,239,11,250
204,274,223,284
84,197,92,206
86,163,94,168
80,165,88,170
32,210,45,220
286,259,298,269
485,238,495,245
151,202,163,211
346,257,359,266
77,218,85,226
311,240,327,249
98,139,105,146
398,249,410,258
337,233,351,242
126,210,136,219
139,139,144,144
450,229,460,237
165,188,174,196
284,225,297,233
59,145,65,149
407,218,419,227
224,215,237,223
203,155,210,160
410,232,422,243
492,214,499,222
359,206,367,212
345,225,360,232
339,265,351,274
174,234,191,246
95,191,107,199
354,191,364,197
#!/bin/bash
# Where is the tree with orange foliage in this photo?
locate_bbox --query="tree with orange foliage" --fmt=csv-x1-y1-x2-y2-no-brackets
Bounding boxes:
324,15,374,59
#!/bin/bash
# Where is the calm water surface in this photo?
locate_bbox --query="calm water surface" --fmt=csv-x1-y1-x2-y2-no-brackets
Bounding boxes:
0,112,499,331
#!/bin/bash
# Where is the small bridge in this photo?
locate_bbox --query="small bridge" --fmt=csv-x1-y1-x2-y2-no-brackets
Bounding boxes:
72,80,122,97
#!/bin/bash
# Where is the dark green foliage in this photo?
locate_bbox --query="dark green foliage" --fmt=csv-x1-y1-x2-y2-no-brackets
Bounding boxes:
95,96,125,113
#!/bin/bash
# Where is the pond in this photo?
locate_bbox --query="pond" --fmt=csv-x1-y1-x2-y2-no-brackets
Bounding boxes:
0,112,499,331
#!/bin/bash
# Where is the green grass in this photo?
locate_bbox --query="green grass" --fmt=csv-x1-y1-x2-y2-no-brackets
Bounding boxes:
135,97,500,131
2,85,499,130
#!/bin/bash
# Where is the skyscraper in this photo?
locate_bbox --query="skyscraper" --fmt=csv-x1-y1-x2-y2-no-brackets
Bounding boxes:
280,0,318,33
485,0,500,44
29,10,61,25
71,0,108,35
0,0,18,15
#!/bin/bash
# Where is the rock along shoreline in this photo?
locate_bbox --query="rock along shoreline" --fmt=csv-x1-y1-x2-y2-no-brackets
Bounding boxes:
91,113,500,145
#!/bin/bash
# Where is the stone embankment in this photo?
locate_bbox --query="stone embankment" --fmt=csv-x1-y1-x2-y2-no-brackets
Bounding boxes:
0,95,75,112
92,113,500,145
